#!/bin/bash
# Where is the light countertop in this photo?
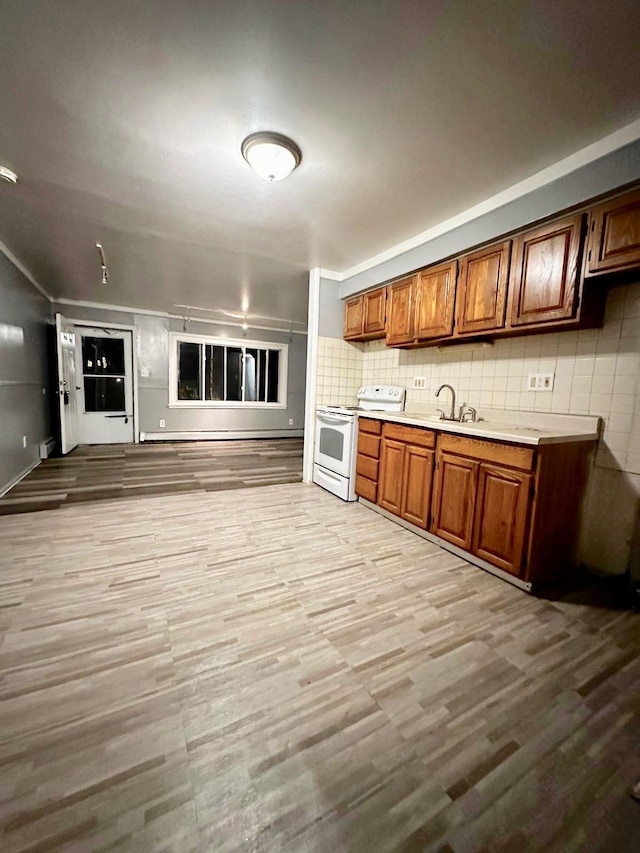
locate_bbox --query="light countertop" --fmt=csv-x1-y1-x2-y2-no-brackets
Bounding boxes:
358,408,601,446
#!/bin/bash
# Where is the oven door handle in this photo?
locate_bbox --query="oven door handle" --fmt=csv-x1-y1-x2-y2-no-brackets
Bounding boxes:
317,413,353,425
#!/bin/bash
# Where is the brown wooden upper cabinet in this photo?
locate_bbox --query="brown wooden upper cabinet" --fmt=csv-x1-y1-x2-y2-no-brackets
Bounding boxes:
414,260,458,340
386,262,457,346
585,187,640,276
455,241,511,335
507,213,585,327
385,275,416,346
344,286,387,341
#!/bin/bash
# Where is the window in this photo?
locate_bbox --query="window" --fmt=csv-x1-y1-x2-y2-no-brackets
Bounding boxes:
81,336,126,412
169,333,287,408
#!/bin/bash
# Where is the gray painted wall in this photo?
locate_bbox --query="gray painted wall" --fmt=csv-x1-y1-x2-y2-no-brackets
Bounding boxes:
59,304,307,435
318,278,344,339
340,139,640,297
0,254,52,493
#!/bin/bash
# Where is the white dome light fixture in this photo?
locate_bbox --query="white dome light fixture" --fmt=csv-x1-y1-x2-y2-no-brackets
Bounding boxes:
241,132,301,182
0,166,18,184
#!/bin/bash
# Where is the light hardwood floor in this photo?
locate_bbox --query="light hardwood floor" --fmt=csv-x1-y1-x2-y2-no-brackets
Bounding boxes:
0,482,638,852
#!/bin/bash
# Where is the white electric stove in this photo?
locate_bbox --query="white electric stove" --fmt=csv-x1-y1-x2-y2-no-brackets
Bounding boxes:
313,385,405,501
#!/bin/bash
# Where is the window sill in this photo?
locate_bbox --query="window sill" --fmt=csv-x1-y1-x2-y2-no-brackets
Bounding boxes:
168,402,286,409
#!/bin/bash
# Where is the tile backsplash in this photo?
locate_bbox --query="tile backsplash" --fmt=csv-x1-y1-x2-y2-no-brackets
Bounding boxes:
315,280,640,574
316,336,363,407
360,282,640,476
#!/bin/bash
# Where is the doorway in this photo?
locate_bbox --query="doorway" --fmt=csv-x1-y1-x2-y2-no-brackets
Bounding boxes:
55,315,80,454
74,327,135,444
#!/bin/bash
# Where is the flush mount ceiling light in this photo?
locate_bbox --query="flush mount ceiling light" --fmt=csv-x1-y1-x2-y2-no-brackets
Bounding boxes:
241,132,301,182
0,166,18,184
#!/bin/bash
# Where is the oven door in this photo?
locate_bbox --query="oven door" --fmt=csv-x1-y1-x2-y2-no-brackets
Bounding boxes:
314,411,355,479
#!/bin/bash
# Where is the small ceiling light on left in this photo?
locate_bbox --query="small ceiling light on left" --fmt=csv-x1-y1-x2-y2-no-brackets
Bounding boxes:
96,243,109,285
0,166,18,184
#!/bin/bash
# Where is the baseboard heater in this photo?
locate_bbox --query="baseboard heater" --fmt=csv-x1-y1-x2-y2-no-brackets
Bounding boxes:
39,436,56,459
140,429,304,442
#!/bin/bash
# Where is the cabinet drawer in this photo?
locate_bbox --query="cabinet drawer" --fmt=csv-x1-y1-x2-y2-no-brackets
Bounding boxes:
356,454,378,481
355,475,377,502
382,422,436,448
359,418,382,435
358,432,381,459
438,433,535,471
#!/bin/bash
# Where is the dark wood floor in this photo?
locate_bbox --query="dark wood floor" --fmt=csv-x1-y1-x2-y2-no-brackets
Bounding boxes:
0,483,638,851
0,439,303,514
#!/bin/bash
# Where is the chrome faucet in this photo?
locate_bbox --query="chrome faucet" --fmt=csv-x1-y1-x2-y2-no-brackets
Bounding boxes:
435,384,456,421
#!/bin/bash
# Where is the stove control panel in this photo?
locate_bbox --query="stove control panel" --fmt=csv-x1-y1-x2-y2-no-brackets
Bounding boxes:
357,385,405,411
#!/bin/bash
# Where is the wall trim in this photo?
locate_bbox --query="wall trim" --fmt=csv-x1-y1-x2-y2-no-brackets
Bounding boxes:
303,268,321,484
0,239,52,302
140,429,303,442
321,117,640,284
55,298,308,335
318,268,343,281
0,458,41,498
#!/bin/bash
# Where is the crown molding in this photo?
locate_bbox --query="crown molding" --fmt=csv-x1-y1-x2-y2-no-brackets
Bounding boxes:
325,117,640,284
0,239,52,301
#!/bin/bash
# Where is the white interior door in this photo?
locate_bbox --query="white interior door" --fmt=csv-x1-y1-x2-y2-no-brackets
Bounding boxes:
55,313,79,455
75,327,135,444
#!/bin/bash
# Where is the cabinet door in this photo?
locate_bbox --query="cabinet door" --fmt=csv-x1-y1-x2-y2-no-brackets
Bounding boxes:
472,464,532,576
586,187,640,275
378,438,405,516
456,242,511,335
344,296,364,339
414,261,457,340
431,451,478,550
363,288,387,336
386,276,415,346
508,214,584,327
401,446,434,529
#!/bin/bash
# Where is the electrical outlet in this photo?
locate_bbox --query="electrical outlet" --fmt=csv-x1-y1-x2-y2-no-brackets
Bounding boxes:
140,367,150,378
159,419,166,428
527,372,555,391
22,435,27,448
288,418,294,426
413,377,427,389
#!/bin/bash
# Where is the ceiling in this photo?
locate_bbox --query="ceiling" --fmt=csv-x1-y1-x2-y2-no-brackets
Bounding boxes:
1,0,639,330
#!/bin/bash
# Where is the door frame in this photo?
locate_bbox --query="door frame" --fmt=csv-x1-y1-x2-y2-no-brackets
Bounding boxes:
67,317,140,444
55,313,80,455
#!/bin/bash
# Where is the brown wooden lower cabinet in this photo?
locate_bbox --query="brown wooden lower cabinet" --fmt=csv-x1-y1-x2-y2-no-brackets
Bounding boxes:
428,433,592,585
357,419,595,588
402,445,434,528
430,451,478,550
355,418,382,502
472,463,532,576
378,438,404,515
377,423,435,530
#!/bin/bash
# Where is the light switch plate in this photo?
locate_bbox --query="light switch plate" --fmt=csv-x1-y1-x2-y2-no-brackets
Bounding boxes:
413,377,427,389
